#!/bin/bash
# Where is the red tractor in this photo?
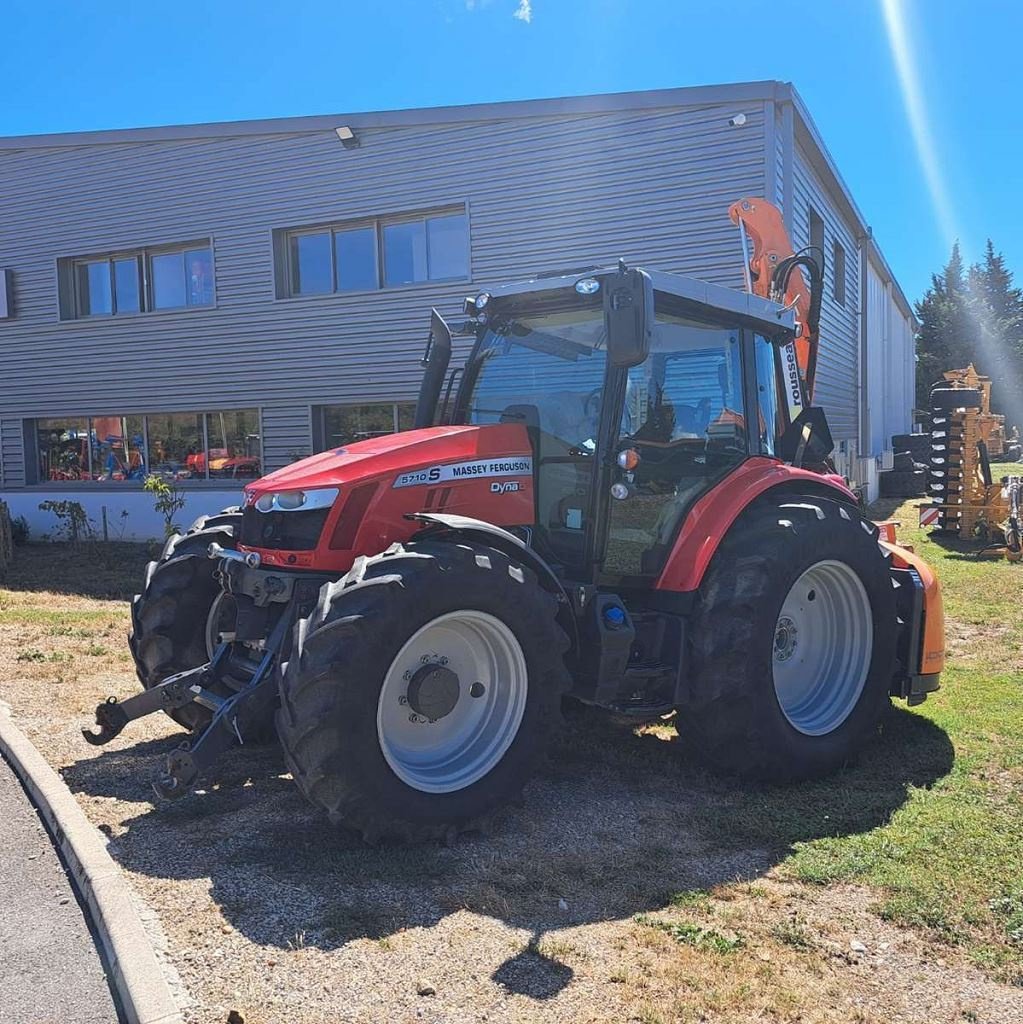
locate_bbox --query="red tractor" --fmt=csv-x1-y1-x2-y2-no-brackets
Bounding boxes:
85,198,945,842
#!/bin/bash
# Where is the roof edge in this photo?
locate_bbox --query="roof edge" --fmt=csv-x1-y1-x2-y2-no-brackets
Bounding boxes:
782,83,917,325
0,80,780,151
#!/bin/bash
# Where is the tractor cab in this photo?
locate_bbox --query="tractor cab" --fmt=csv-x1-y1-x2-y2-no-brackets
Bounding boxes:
431,264,810,586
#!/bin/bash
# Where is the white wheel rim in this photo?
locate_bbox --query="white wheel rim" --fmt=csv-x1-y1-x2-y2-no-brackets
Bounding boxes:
772,560,873,736
205,591,234,659
376,610,528,794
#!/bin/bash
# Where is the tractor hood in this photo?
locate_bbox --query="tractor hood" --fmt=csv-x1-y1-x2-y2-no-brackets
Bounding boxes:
245,423,532,499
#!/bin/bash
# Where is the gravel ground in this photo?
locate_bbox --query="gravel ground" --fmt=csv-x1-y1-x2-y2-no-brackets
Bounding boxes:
2,548,1022,1024
4,695,1020,1024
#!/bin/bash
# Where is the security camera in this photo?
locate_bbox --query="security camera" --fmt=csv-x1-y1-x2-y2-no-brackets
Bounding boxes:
728,113,747,127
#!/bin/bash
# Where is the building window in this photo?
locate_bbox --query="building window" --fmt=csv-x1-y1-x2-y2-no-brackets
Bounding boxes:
30,409,260,484
58,241,214,319
832,239,847,306
808,206,825,262
277,206,468,298
313,402,416,451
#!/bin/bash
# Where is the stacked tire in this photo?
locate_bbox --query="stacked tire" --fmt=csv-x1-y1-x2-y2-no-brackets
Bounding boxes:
878,445,927,498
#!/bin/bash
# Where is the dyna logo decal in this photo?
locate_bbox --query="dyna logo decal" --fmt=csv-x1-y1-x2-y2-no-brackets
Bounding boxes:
393,457,533,489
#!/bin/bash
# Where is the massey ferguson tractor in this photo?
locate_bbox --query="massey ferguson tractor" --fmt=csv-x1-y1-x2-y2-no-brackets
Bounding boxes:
84,198,945,842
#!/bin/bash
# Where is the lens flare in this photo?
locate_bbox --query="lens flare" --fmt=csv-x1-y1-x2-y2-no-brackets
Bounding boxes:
879,0,959,251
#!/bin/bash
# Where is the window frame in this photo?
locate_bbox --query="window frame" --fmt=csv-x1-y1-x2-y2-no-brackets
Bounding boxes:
312,401,417,452
832,239,847,307
26,407,262,488
807,206,825,265
58,238,216,321
276,204,470,299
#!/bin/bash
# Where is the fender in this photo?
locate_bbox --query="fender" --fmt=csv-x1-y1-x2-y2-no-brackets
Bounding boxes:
654,458,858,594
407,512,580,660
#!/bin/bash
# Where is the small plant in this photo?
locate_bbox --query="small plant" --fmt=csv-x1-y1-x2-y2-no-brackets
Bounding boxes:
16,649,45,662
144,475,187,537
635,914,743,954
38,500,93,542
11,515,30,545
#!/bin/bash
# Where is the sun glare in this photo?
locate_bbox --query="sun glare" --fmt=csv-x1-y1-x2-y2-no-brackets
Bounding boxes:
879,0,959,251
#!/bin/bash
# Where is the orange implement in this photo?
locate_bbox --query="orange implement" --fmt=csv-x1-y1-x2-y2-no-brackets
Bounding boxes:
728,197,819,398
882,540,946,678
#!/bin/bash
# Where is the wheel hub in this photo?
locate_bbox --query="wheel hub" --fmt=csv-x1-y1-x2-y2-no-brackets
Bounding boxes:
773,616,798,662
406,663,460,722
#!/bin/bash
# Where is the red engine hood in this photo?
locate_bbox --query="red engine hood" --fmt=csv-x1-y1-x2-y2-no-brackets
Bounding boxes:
247,423,529,497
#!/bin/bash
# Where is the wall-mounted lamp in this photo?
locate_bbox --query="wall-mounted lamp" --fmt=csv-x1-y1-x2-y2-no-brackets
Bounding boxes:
334,125,360,149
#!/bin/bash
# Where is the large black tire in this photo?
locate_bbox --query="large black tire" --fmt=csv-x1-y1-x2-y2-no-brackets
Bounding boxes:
891,450,914,473
678,494,898,781
892,433,931,461
276,539,572,842
879,468,926,498
128,509,241,731
931,387,982,412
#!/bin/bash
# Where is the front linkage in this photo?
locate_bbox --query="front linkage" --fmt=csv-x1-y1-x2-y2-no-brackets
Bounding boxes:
83,545,293,799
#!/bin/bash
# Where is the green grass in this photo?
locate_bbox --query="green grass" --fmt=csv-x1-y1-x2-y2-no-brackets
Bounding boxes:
779,499,1023,978
635,914,744,954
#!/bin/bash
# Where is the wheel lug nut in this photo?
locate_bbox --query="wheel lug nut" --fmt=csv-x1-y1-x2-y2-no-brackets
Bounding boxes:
402,670,411,681
439,657,449,666
470,682,485,698
398,695,408,705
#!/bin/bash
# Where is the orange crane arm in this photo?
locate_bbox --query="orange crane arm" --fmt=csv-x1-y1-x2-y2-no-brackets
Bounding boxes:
728,197,821,402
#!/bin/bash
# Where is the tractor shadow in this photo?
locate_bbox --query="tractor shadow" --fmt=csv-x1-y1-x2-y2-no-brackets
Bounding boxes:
62,705,953,1001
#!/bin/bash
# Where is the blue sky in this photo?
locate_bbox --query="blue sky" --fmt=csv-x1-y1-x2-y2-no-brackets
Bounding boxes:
2,0,1018,304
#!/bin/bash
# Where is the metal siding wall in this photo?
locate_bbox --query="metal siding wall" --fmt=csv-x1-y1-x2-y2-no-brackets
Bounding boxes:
0,104,765,475
0,418,25,486
790,141,860,442
863,259,914,456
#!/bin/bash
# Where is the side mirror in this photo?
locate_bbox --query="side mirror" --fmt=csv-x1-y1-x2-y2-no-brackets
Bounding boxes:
604,267,653,368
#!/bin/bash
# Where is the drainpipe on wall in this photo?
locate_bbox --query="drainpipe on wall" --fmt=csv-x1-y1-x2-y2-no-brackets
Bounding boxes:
856,228,871,496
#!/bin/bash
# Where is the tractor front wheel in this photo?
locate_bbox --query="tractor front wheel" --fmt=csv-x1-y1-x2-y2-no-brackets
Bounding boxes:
275,540,571,842
679,494,898,780
129,509,243,731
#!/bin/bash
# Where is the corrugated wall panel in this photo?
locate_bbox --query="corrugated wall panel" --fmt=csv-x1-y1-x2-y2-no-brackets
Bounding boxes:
0,418,25,487
790,141,860,442
864,259,914,456
0,103,766,481
260,405,313,471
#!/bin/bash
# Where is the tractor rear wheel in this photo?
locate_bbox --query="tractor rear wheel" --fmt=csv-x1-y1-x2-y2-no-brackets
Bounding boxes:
275,540,571,842
678,494,897,780
129,509,243,731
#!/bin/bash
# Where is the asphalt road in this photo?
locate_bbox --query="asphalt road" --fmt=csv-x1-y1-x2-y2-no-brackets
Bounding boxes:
0,754,120,1024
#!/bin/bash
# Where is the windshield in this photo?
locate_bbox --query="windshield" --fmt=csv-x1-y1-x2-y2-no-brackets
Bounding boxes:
466,307,607,449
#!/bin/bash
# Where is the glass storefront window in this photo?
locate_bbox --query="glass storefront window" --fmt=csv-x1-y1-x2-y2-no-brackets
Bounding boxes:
205,409,262,480
316,402,417,451
30,408,262,484
36,418,91,481
91,415,146,481
146,412,204,480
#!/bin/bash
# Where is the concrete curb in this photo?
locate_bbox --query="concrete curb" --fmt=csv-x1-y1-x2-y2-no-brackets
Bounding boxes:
0,712,183,1024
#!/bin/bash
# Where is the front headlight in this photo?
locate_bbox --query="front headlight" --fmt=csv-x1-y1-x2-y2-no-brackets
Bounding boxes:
253,487,339,513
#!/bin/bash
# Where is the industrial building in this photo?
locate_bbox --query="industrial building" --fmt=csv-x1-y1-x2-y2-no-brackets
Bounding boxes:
0,80,916,537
